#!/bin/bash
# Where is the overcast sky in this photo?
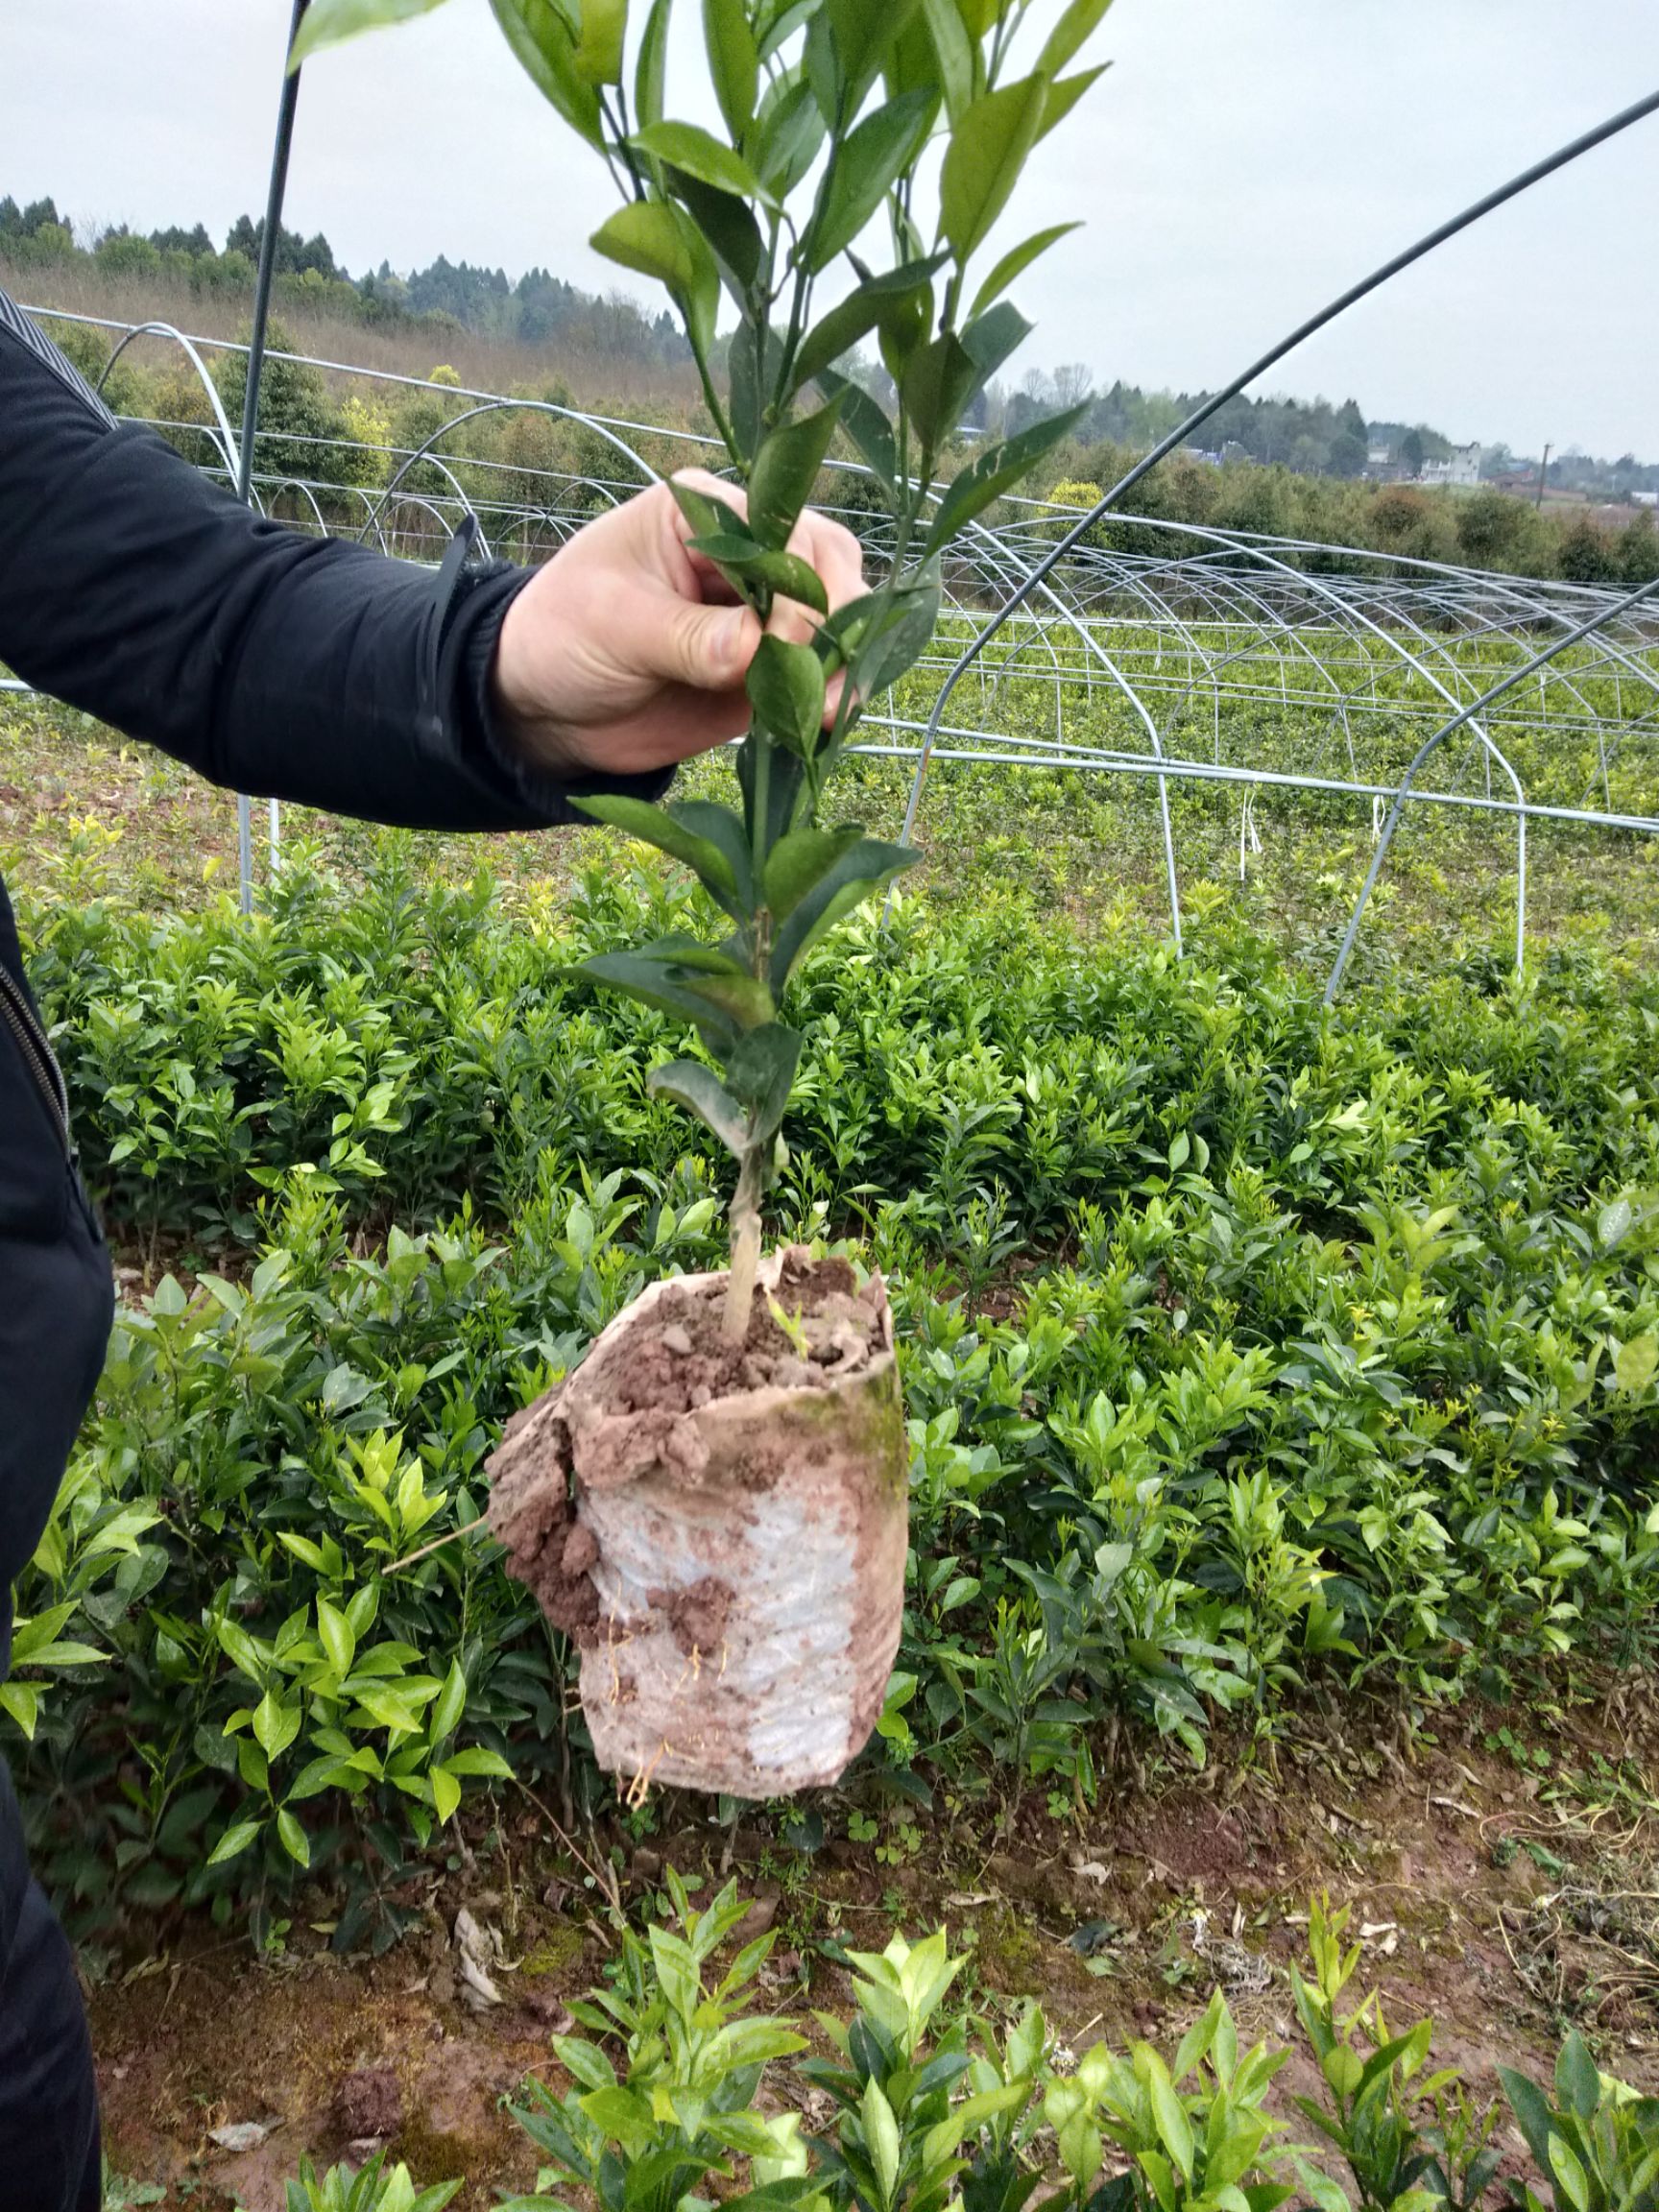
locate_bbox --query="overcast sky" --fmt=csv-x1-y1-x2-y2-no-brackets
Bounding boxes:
3,1,1656,458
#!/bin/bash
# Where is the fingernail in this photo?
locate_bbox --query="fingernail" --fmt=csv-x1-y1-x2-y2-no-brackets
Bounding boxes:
716,609,750,674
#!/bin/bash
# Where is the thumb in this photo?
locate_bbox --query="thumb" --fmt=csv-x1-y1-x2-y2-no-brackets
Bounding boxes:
652,597,758,692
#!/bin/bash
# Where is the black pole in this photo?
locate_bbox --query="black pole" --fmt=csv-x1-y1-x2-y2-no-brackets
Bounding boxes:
236,0,309,912
237,0,309,505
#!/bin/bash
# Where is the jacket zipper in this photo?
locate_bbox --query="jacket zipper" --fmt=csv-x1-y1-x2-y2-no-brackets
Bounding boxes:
0,959,71,1160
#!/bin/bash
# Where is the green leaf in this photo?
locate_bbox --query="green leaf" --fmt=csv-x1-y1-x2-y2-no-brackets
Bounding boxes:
277,1532,329,1572
1555,2031,1600,2121
634,0,672,125
763,825,864,920
1549,2134,1590,2212
729,319,786,447
649,1059,752,1156
206,1818,262,1868
939,73,1047,260
1144,2053,1194,2180
770,838,920,988
442,1746,514,1778
1614,1331,1658,1395
721,2023,810,2072
815,369,898,490
0,1682,38,1738
671,476,752,543
676,964,777,1027
793,257,947,388
960,298,1033,381
1037,0,1113,77
883,14,941,133
12,1639,107,1670
633,121,770,204
252,1687,301,1763
757,0,815,60
755,69,828,196
571,791,745,914
315,1595,356,1677
748,635,829,753
703,0,759,139
1039,62,1108,141
689,536,830,613
1599,1194,1638,1247
724,1023,803,1134
900,330,980,452
750,398,845,548
289,0,452,67
738,731,806,850
969,221,1080,317
9,1603,76,1664
924,402,1091,552
823,572,942,695
808,88,936,268
920,0,974,120
577,949,734,1046
287,1754,364,1801
862,2079,902,2205
430,1764,463,1824
432,1655,468,1743
573,0,627,82
276,1807,312,1867
582,942,774,1035
590,201,719,354
815,0,923,115
669,800,756,904
1497,2067,1556,2176
667,173,767,297
489,0,606,145
583,2084,657,2150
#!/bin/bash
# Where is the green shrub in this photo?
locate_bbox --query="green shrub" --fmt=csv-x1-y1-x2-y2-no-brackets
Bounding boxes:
252,1883,1646,2212
6,844,1657,1924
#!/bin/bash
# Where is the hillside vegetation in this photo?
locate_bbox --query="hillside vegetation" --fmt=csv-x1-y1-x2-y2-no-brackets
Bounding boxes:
9,192,1659,586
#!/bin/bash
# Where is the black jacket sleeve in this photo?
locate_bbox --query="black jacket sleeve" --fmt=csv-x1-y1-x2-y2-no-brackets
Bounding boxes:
0,294,666,832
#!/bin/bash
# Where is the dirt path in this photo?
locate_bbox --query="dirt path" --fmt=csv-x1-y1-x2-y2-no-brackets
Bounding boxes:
92,1691,1659,2209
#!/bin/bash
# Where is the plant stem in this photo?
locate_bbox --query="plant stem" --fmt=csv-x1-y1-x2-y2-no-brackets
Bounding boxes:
723,844,778,1344
723,1142,765,1343
749,728,772,868
685,328,741,468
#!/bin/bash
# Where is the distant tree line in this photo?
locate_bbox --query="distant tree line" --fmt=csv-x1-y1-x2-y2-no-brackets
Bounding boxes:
1002,366,1658,501
9,188,1654,497
7,190,1655,589
1035,442,1659,589
0,192,689,372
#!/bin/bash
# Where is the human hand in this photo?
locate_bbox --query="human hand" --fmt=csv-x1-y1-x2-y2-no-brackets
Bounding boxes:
490,469,865,778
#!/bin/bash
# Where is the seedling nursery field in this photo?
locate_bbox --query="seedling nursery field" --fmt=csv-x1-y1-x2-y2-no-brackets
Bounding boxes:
6,0,1659,2184
4,615,1659,2206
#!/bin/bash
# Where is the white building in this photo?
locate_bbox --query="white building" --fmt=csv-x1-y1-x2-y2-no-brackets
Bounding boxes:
1420,443,1482,488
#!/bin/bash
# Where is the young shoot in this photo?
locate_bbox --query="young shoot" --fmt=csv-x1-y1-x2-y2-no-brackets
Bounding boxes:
294,0,1110,1339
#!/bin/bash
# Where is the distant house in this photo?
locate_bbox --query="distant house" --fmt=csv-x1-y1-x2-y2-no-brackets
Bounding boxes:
1632,489,1659,508
1419,442,1481,489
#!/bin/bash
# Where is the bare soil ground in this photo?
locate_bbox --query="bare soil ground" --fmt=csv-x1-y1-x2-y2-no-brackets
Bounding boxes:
7,693,1659,973
93,1688,1659,2210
